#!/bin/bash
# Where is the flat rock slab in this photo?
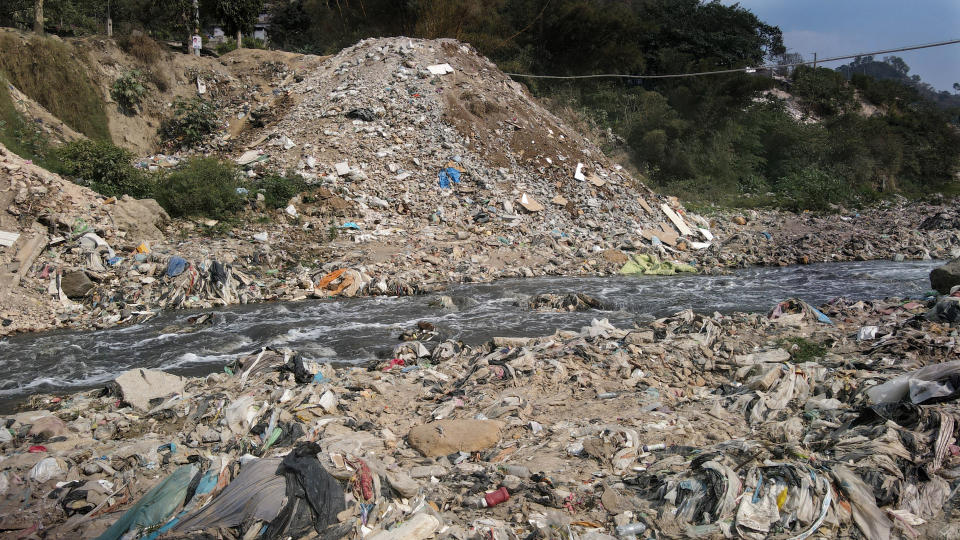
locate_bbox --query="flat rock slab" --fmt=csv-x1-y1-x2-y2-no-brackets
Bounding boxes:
407,419,502,457
113,369,185,411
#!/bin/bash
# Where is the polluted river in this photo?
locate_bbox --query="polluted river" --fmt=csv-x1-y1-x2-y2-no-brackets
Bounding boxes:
0,259,941,411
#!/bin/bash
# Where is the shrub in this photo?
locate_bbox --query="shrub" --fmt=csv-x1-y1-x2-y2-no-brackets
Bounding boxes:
155,158,245,219
215,40,237,56
159,97,219,148
47,139,153,198
111,70,147,114
777,167,850,212
257,172,307,209
117,33,163,65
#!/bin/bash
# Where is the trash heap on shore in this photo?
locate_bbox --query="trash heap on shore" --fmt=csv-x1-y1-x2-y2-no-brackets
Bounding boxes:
1,287,958,539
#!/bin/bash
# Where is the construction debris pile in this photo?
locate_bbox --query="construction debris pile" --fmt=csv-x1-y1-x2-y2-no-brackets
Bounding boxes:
2,288,958,539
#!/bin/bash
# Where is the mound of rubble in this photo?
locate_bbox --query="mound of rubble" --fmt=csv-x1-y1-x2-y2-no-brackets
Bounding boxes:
1,292,958,538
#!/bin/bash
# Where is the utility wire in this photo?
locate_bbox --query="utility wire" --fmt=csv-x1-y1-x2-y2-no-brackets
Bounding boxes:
503,38,960,80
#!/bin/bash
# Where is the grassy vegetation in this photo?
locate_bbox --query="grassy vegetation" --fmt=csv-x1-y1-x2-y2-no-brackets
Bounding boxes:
0,77,52,162
778,337,828,362
0,33,110,140
116,33,163,65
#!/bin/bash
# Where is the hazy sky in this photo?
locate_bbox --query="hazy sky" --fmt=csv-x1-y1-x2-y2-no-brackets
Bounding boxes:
725,0,960,91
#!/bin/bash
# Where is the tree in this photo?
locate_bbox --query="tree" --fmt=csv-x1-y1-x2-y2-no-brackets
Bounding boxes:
212,0,263,49
883,55,910,77
953,82,960,94
33,0,43,33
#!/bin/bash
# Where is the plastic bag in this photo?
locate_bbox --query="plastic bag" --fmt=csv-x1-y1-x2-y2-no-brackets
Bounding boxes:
867,360,960,404
29,457,63,483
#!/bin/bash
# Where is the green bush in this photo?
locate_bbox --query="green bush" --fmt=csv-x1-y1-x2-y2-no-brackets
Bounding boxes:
155,158,245,219
159,97,219,148
47,139,154,198
257,172,307,209
777,167,850,212
111,70,147,114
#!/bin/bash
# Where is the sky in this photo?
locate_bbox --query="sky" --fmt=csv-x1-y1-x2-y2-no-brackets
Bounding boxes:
724,0,960,92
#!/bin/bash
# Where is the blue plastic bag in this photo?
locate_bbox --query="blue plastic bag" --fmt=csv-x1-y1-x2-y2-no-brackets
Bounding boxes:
438,167,461,188
166,257,188,278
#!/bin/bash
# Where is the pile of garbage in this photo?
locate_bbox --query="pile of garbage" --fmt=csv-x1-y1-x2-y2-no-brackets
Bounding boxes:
2,289,958,538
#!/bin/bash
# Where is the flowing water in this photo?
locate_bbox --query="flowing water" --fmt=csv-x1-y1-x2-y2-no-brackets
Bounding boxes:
0,260,941,411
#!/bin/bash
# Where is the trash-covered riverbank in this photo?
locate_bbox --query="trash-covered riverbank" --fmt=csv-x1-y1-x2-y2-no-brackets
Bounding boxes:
3,36,960,339
2,289,958,539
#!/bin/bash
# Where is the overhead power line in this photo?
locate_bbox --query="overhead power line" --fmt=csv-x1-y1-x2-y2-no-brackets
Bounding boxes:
503,38,960,80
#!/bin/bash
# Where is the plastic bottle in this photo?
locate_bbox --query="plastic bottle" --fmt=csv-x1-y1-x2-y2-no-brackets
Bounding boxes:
615,522,648,537
642,443,665,452
473,487,510,508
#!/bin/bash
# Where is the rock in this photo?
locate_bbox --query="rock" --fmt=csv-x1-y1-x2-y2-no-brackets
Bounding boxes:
601,249,629,265
926,296,960,323
733,216,747,225
112,196,171,241
930,257,960,294
113,369,185,411
386,470,420,498
407,419,502,457
27,415,67,440
60,271,94,298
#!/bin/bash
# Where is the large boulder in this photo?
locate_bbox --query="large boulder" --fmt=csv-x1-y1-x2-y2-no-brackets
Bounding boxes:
112,196,170,242
60,271,94,298
930,258,960,295
113,369,185,411
407,419,502,457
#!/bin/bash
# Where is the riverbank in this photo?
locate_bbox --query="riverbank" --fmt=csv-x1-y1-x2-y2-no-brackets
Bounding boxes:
2,130,958,339
1,290,958,538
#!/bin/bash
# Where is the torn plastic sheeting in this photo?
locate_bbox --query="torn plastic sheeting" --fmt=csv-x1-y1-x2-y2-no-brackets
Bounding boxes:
263,442,345,540
94,464,198,540
866,360,960,404
831,465,892,540
620,254,696,276
437,167,461,189
768,298,833,325
173,458,286,533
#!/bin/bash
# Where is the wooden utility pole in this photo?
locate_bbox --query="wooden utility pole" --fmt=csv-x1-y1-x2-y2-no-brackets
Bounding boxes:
237,29,242,49
106,0,113,36
33,0,43,34
812,52,817,68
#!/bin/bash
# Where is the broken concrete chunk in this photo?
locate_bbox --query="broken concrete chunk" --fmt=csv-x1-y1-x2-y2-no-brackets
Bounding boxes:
407,419,502,457
426,63,454,75
113,369,185,411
